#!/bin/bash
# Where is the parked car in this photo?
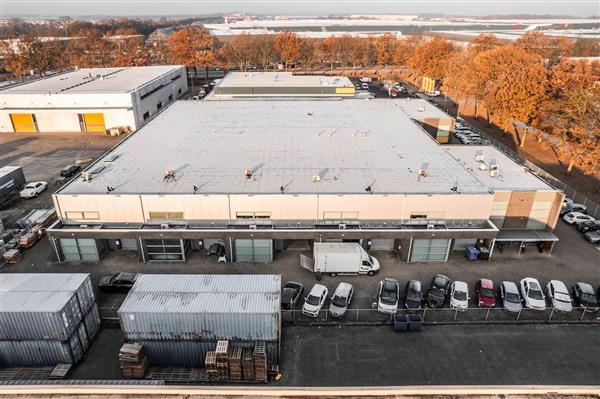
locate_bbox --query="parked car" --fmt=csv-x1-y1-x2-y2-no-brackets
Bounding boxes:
329,282,354,318
476,279,496,307
302,284,328,318
426,274,450,308
60,164,81,177
19,181,48,198
520,277,546,310
361,82,370,90
563,212,595,225
403,280,423,310
449,281,469,311
376,278,400,314
560,203,587,216
99,272,137,293
499,281,522,313
584,231,600,243
562,197,574,207
571,283,599,311
281,281,304,310
545,280,573,313
576,220,600,233
427,90,441,97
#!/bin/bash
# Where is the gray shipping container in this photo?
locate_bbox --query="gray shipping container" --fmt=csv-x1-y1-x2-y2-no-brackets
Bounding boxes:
0,329,84,366
119,274,281,342
0,291,83,340
135,340,278,367
0,166,26,199
83,303,102,341
0,273,96,315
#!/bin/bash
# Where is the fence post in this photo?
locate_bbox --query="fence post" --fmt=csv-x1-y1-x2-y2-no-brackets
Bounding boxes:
548,307,554,322
580,307,586,321
485,307,490,321
422,307,427,322
325,309,328,322
516,308,522,321
454,309,458,321
356,309,360,322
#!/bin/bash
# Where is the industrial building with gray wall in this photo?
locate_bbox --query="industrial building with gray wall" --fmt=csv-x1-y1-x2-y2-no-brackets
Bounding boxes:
47,94,563,264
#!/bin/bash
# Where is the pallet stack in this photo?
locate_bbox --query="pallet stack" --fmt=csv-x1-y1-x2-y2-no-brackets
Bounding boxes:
242,348,255,382
215,340,229,379
253,341,268,383
119,343,148,379
2,249,22,264
228,346,242,381
205,351,218,382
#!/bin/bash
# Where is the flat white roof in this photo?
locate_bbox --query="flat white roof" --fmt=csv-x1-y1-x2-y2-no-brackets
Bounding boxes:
217,72,354,88
397,98,451,120
58,99,554,196
1,66,183,95
443,145,553,191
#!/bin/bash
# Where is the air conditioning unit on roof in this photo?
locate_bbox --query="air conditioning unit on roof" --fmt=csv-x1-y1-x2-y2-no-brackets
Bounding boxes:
160,223,169,229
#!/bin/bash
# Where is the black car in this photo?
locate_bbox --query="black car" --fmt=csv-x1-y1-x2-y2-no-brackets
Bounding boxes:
281,281,304,310
99,272,137,293
426,274,450,308
404,280,423,310
576,220,600,233
571,282,599,311
60,165,81,177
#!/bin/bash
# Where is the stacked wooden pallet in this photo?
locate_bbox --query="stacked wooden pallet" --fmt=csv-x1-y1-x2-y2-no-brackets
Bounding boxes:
2,249,22,264
205,351,218,382
253,341,268,383
242,348,255,382
19,230,41,249
119,343,148,379
215,340,229,379
228,346,243,381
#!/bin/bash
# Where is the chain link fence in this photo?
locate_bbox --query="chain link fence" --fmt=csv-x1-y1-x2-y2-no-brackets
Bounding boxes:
283,306,600,326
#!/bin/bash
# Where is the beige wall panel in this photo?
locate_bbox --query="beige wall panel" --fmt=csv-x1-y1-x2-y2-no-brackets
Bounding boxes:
56,194,145,223
404,194,492,220
317,195,405,220
229,194,318,220
141,195,230,221
546,191,564,231
504,191,536,228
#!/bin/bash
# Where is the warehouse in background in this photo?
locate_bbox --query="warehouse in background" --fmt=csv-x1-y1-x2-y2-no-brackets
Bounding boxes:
0,65,187,134
0,273,100,366
118,274,281,367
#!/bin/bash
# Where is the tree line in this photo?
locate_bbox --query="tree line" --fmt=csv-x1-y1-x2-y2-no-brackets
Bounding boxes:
1,27,598,175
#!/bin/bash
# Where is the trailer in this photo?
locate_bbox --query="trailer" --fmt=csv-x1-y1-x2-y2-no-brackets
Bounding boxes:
0,166,25,205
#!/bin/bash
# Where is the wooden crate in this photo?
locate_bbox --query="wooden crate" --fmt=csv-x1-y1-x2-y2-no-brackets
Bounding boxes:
121,356,148,379
3,249,22,264
253,341,268,383
228,346,243,381
215,340,229,360
242,348,255,381
205,351,217,371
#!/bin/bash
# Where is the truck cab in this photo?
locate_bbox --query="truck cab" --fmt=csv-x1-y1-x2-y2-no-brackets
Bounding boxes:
359,247,380,275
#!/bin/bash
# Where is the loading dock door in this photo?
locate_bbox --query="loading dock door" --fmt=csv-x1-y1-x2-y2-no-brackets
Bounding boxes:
83,113,106,132
10,113,36,132
235,239,273,262
370,239,395,250
410,238,451,262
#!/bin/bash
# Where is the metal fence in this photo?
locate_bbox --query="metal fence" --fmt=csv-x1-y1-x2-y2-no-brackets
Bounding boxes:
463,125,600,219
282,307,600,325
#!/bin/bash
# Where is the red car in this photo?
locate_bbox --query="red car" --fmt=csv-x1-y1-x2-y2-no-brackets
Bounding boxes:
476,278,496,307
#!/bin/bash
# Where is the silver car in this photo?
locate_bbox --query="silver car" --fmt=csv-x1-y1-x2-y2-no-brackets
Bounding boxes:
329,282,354,318
500,281,522,313
546,280,573,313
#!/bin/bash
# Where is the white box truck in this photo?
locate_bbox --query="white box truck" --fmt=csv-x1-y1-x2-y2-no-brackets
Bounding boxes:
300,242,380,277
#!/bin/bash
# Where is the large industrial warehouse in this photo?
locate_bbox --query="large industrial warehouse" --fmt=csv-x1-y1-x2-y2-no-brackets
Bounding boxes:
0,65,187,133
47,97,563,264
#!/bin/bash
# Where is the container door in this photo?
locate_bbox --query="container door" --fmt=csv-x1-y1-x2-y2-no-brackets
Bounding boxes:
300,254,315,272
83,113,106,132
10,113,36,132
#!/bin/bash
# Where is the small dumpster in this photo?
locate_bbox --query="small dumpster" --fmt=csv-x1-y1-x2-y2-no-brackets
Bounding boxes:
392,314,410,332
408,314,423,332
465,245,480,261
477,246,490,260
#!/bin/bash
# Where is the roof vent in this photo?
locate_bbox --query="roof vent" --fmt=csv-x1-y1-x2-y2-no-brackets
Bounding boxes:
418,162,429,177
160,223,169,229
338,224,347,230
489,161,499,177
81,171,91,182
164,169,176,181
244,169,253,179
79,224,88,229
478,162,487,171
417,106,425,112
312,175,321,183
475,150,484,162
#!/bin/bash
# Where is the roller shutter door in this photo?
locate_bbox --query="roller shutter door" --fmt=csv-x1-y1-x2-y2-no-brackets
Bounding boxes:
120,239,137,250
410,239,450,262
235,239,273,262
452,239,477,251
59,238,102,262
10,114,36,132
370,239,395,250
83,113,106,132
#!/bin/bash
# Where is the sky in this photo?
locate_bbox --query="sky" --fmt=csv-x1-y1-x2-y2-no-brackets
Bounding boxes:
1,0,599,18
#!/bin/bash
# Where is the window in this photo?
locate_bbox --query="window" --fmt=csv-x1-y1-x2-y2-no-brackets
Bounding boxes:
410,214,428,219
236,211,271,219
65,211,100,220
157,102,163,110
143,111,150,120
148,211,184,219
178,88,182,95
168,94,173,101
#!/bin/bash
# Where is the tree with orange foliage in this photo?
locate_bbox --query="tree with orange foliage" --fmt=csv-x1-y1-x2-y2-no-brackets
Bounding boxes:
220,33,255,71
348,38,372,69
0,40,28,78
333,34,354,71
515,31,572,61
540,60,600,174
392,35,423,68
112,35,150,67
571,38,600,57
474,45,549,133
468,33,502,55
297,38,317,73
252,35,278,70
318,36,337,70
167,27,217,85
375,33,396,67
408,37,459,81
66,29,113,68
274,31,301,70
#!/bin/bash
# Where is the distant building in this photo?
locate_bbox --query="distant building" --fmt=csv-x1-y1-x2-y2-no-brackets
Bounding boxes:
0,65,187,133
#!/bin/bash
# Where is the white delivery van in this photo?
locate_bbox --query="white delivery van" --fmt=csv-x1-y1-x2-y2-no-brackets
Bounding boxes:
300,242,380,277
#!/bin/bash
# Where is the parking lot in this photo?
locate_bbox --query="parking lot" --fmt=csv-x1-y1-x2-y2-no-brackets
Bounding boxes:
0,132,122,227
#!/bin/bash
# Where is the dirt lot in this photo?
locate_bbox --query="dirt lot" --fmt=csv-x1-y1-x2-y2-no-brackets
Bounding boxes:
0,132,122,227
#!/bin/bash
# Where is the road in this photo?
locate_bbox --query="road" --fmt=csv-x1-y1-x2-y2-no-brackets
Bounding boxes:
280,324,600,386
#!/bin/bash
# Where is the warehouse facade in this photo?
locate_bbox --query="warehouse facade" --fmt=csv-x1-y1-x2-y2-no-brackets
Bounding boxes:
47,99,562,264
0,66,187,133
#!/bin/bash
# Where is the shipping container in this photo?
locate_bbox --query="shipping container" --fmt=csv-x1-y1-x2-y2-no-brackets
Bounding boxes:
0,329,84,366
0,166,26,200
134,340,278,367
83,303,102,341
0,291,83,340
119,274,281,342
0,273,95,314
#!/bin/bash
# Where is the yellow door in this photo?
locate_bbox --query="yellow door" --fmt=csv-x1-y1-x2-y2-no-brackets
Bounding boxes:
83,113,106,132
10,113,36,132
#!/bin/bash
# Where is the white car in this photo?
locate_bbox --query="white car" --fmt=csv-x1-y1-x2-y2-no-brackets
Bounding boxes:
19,181,48,198
520,277,546,311
563,212,595,225
302,284,328,318
545,280,573,313
427,90,441,97
449,281,469,311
